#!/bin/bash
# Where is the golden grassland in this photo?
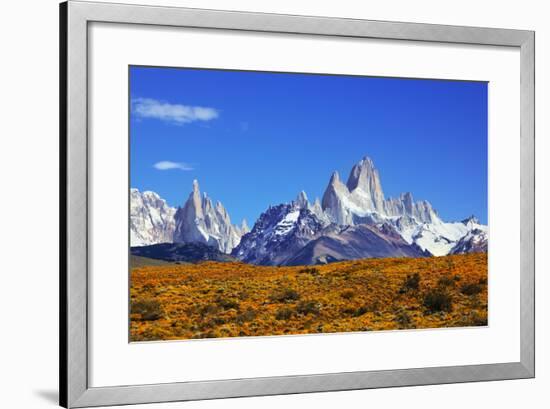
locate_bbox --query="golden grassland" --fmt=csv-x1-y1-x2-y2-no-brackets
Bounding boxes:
130,253,488,341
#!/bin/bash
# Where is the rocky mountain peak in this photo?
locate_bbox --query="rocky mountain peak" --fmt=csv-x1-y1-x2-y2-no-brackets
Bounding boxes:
231,202,327,265
345,156,385,211
192,179,200,192
130,188,176,247
294,190,309,208
321,155,441,225
173,180,246,253
346,156,376,189
329,171,342,185
461,215,480,225
401,192,414,213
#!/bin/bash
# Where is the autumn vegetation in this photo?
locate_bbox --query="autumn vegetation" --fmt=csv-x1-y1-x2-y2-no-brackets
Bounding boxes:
130,253,488,341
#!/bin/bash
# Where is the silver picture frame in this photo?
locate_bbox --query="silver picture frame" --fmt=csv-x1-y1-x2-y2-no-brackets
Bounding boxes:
60,1,535,407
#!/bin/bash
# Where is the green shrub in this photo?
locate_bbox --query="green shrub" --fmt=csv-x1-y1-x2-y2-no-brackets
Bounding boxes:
399,273,420,293
298,267,320,276
352,305,370,317
296,300,320,316
423,289,453,313
270,288,300,303
437,275,455,288
275,307,294,320
201,316,226,329
198,303,220,317
460,283,483,296
455,311,488,327
236,308,257,324
350,300,381,317
216,297,240,310
395,309,415,329
131,299,163,321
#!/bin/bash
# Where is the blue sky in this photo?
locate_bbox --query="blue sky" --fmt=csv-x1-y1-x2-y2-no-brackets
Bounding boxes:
130,66,488,225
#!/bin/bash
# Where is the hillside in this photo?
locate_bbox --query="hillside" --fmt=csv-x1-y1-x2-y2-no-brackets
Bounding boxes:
130,253,488,341
130,255,176,269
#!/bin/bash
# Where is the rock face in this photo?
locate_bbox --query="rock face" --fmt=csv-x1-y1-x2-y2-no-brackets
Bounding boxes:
384,193,439,224
286,224,427,266
130,189,176,246
232,189,429,266
346,157,386,212
322,156,439,225
130,181,248,253
173,180,248,254
449,218,488,254
232,195,328,265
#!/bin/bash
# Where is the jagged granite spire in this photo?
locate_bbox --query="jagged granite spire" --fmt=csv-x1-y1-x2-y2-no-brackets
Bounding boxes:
294,190,309,208
346,156,385,212
322,171,354,225
173,180,246,253
322,156,440,225
240,219,250,233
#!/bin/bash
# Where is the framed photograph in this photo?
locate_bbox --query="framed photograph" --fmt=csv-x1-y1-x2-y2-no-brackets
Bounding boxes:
60,1,534,407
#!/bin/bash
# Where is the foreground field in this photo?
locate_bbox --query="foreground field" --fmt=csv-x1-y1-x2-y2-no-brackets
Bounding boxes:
130,253,488,341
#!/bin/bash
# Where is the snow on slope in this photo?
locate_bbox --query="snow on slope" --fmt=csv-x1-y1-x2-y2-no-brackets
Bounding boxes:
130,189,176,246
131,182,248,253
318,156,488,257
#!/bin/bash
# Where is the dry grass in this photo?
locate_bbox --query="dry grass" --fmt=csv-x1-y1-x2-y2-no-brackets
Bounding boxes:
130,253,488,341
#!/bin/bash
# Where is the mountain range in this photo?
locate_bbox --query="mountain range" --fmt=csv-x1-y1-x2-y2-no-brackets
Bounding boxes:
131,181,249,252
131,155,487,265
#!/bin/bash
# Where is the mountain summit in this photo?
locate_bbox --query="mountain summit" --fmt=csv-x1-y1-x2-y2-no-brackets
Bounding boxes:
236,155,487,263
345,156,385,211
130,180,248,252
173,180,248,253
322,156,439,226
131,155,486,263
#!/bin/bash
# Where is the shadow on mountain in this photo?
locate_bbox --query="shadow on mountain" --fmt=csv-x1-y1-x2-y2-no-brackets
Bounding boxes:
131,242,237,264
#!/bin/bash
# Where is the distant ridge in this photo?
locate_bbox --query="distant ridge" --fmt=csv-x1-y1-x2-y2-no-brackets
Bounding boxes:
131,155,487,265
131,242,237,264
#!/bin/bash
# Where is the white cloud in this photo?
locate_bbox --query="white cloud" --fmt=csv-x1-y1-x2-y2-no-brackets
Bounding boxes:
153,161,194,171
132,98,219,124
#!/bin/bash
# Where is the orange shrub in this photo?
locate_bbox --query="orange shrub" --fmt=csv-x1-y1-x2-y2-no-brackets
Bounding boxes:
130,253,488,341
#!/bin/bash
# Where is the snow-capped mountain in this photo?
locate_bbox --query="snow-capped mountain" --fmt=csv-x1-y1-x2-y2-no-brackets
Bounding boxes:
321,157,439,226
232,190,429,266
132,156,486,264
449,217,488,254
396,215,488,256
173,180,249,253
130,189,176,247
130,181,248,252
234,156,487,265
232,193,328,265
320,156,487,256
